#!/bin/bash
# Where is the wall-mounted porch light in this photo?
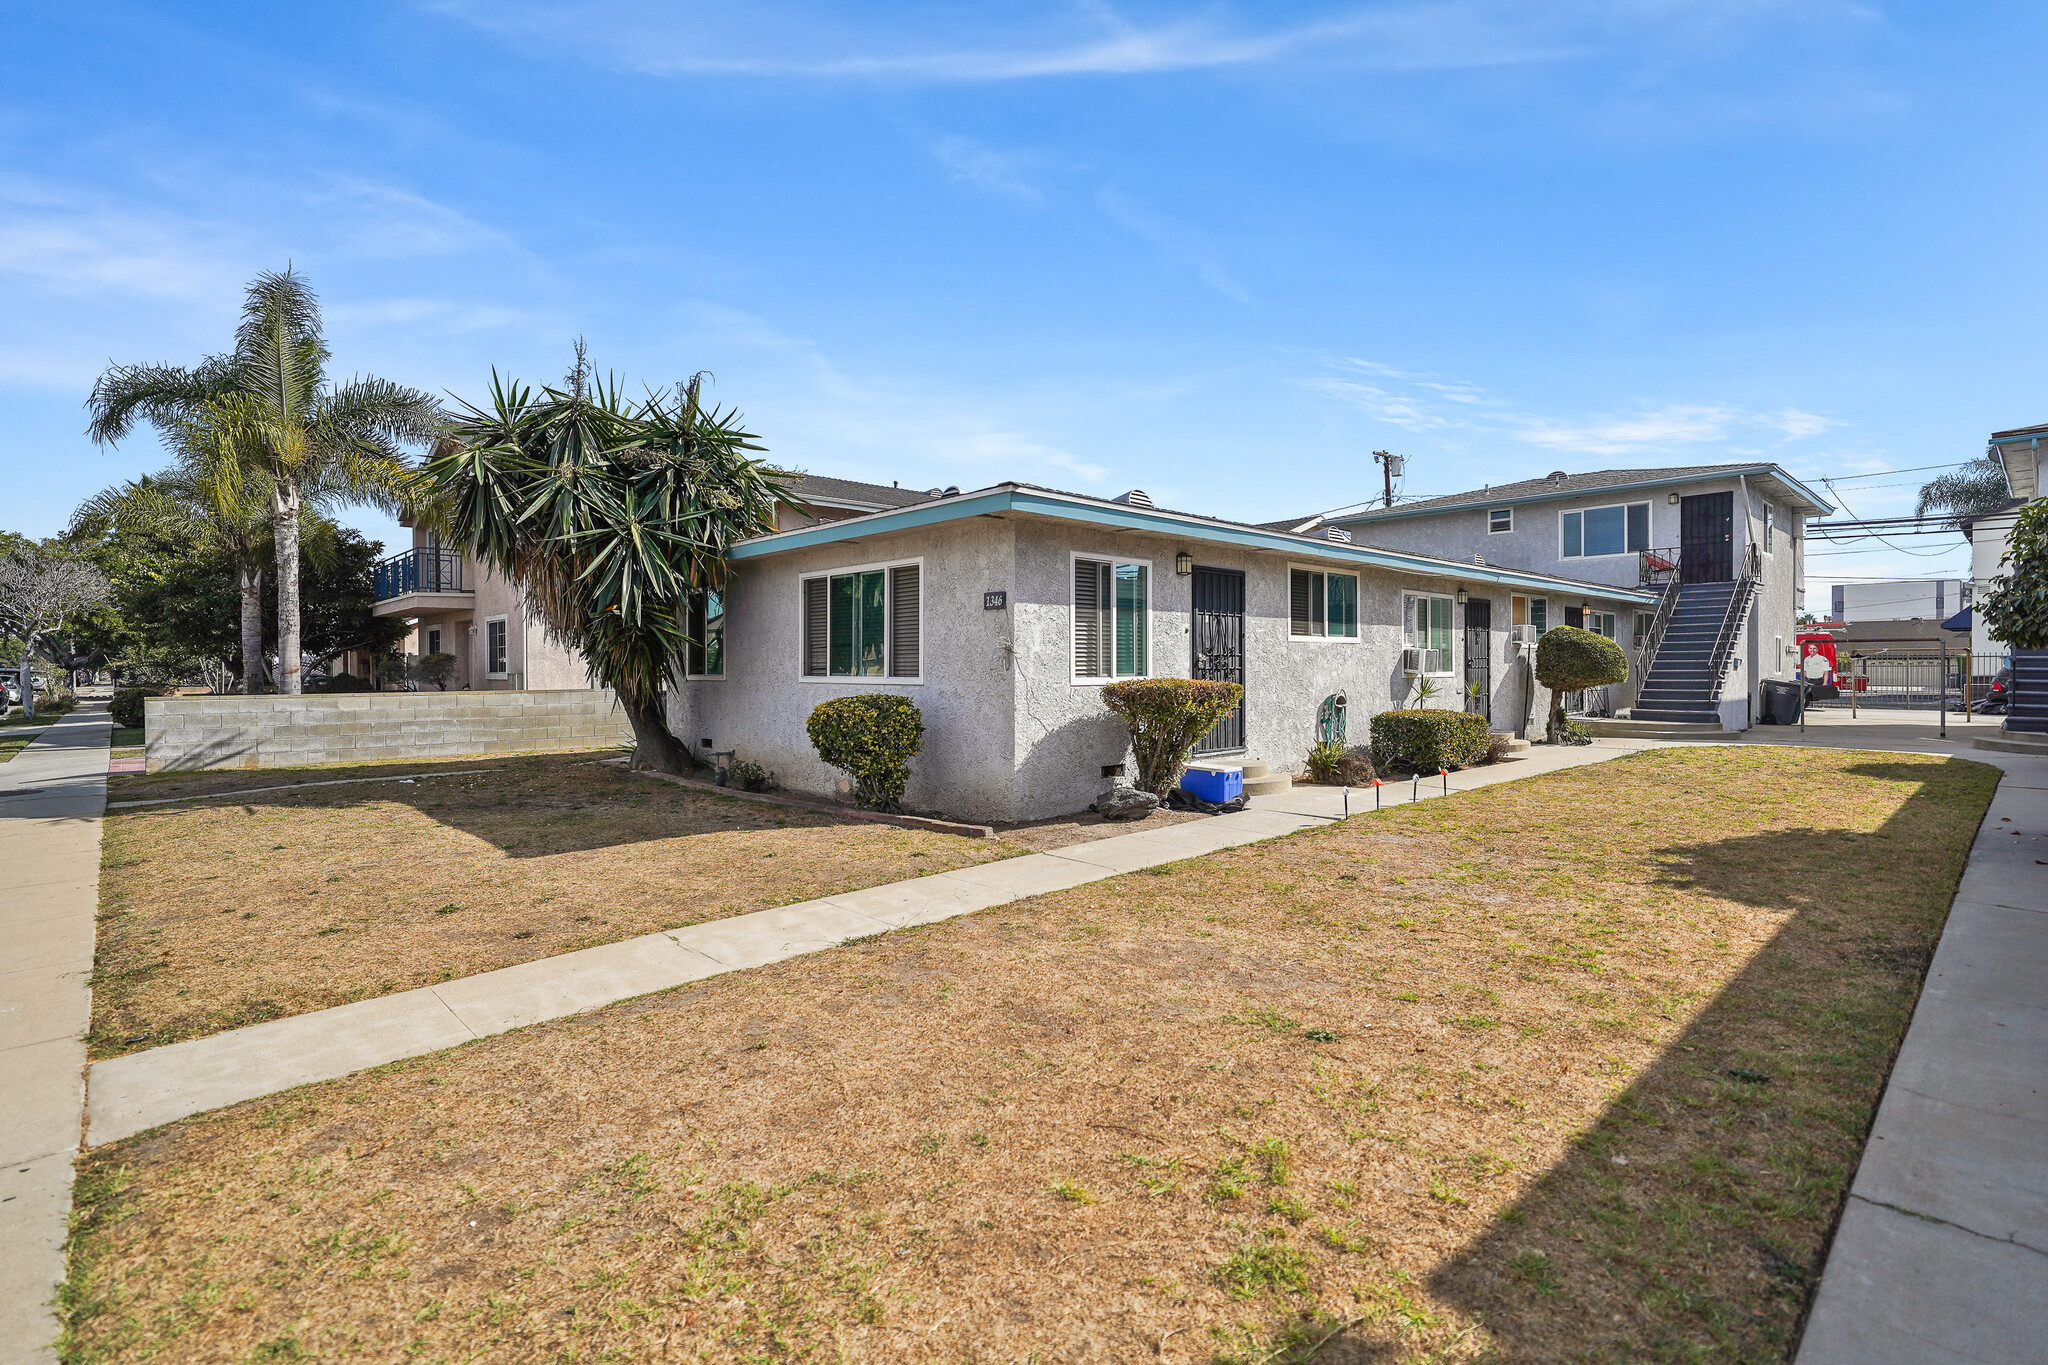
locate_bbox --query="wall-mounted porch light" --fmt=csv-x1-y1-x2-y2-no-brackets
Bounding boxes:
1454,587,1468,605
1175,551,1194,576
1668,492,1681,504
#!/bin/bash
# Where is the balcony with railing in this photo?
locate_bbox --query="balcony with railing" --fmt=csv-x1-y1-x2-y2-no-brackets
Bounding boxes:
372,548,468,603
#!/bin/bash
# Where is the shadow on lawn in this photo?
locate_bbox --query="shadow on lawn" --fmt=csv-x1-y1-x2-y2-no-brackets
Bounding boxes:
1312,756,1997,1364
113,750,885,858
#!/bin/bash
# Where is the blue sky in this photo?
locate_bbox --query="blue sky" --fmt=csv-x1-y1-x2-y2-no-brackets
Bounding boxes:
6,2,2045,603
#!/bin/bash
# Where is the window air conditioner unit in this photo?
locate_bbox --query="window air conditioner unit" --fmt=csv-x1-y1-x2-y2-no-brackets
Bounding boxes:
1401,648,1424,674
1510,625,1537,651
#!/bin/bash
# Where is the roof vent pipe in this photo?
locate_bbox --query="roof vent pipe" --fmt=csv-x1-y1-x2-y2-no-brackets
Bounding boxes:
1548,470,1567,481
1111,489,1153,508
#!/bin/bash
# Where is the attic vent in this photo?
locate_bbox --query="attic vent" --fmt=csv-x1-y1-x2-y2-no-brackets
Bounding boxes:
1471,553,1486,566
1547,470,1567,481
1323,526,1352,543
1111,489,1153,508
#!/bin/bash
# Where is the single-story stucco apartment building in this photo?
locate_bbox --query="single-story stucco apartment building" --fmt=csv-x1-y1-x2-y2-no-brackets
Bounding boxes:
665,481,1669,824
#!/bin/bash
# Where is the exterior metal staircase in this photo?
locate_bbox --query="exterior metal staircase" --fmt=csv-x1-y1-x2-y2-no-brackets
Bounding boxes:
1629,546,1760,724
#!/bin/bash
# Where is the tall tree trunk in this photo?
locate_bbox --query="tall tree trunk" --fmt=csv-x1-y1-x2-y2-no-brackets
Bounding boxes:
239,560,268,694
17,630,38,721
621,692,697,775
272,482,303,695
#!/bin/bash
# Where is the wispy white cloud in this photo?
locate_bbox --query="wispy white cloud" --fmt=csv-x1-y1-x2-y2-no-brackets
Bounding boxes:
1304,355,1840,458
422,0,1590,84
932,136,1046,203
1097,188,1251,304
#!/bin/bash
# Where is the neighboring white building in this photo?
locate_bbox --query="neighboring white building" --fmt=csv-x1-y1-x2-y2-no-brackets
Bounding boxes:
1967,424,2048,657
1830,579,1967,625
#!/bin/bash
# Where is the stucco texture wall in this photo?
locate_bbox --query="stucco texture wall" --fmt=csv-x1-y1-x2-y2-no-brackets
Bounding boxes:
666,516,1022,819
144,690,634,772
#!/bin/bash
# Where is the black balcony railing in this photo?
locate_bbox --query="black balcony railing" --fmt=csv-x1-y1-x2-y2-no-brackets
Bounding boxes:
373,548,466,600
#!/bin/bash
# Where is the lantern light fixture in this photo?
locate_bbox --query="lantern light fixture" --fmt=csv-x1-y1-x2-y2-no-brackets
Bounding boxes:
1175,551,1193,576
1454,587,1468,605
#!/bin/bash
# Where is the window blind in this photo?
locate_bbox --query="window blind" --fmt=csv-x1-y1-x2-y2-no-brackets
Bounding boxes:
889,565,920,677
803,577,829,676
1290,569,1313,635
1074,558,1110,677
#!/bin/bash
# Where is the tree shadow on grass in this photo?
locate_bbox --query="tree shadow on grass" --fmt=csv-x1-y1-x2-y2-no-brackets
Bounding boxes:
108,750,891,858
1315,756,1999,1363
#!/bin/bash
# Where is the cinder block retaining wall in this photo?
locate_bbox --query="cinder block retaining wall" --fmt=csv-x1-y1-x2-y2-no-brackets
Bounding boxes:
144,689,635,772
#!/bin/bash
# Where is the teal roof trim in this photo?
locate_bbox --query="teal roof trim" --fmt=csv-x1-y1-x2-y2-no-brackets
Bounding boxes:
1328,464,1834,524
730,485,1661,605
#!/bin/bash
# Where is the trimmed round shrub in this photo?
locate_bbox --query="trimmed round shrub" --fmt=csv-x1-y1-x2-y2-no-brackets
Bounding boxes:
1535,625,1629,742
314,672,376,693
1100,678,1245,797
1369,708,1491,774
807,694,926,811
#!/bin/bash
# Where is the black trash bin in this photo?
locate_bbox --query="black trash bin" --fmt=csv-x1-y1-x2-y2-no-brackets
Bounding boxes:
1759,678,1801,725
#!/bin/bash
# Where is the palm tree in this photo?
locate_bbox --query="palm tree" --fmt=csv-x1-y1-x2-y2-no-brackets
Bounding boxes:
86,268,440,693
1917,456,2013,526
419,347,795,773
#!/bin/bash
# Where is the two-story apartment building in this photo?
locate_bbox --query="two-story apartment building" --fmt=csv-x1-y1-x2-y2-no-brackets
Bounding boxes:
1309,464,1832,727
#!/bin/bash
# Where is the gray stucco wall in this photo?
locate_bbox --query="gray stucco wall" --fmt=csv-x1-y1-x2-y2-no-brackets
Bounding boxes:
674,513,1654,822
144,689,634,772
666,516,1022,819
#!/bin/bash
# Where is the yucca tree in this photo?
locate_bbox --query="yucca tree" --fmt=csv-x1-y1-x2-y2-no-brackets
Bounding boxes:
420,347,795,773
86,268,440,693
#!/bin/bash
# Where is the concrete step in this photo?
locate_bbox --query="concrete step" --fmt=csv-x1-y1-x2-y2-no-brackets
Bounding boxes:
1491,735,1531,752
1587,716,1734,737
1973,731,2048,755
1243,773,1292,797
1240,760,1271,779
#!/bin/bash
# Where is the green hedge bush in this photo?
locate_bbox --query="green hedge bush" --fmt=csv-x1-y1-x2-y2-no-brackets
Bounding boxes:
1369,708,1491,774
1100,678,1244,797
110,686,173,730
806,694,926,811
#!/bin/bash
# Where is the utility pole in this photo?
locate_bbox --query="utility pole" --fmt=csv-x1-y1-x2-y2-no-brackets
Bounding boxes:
1373,450,1405,509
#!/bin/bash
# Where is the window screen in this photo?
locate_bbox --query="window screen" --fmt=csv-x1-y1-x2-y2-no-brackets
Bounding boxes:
1290,569,1357,638
686,591,724,677
1075,558,1149,678
1563,503,1650,557
802,565,920,679
1488,507,1512,533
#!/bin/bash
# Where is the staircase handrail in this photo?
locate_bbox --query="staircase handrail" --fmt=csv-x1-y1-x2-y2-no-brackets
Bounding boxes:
1631,547,1684,683
1706,543,1762,685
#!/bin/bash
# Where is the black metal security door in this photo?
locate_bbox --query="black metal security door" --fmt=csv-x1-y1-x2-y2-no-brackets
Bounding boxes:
1192,566,1246,754
1680,492,1735,583
1464,598,1492,724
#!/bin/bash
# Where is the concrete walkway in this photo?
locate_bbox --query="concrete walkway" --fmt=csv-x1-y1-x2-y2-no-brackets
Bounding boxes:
0,708,110,1365
85,735,1651,1145
1794,730,2048,1365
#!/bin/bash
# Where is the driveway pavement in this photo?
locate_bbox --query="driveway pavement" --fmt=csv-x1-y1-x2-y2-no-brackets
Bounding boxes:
0,708,110,1365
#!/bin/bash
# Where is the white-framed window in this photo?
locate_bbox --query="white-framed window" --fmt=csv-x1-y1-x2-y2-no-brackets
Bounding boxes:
1633,610,1655,641
800,560,922,682
484,616,509,678
1764,502,1775,553
424,626,442,657
1530,598,1549,636
1402,593,1454,675
1488,507,1513,534
1587,611,1618,638
1288,566,1359,639
1561,502,1650,559
1072,553,1150,682
685,590,725,678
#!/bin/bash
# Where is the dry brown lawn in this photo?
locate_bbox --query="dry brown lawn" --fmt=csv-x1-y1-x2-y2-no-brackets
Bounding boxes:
89,751,1021,1059
63,747,1996,1365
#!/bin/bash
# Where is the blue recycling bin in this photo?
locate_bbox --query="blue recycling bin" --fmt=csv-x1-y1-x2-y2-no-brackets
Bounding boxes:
1179,765,1244,804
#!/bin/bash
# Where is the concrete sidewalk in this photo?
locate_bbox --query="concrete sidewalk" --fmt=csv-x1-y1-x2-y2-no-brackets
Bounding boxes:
0,707,111,1365
85,735,1651,1146
1795,738,2048,1365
